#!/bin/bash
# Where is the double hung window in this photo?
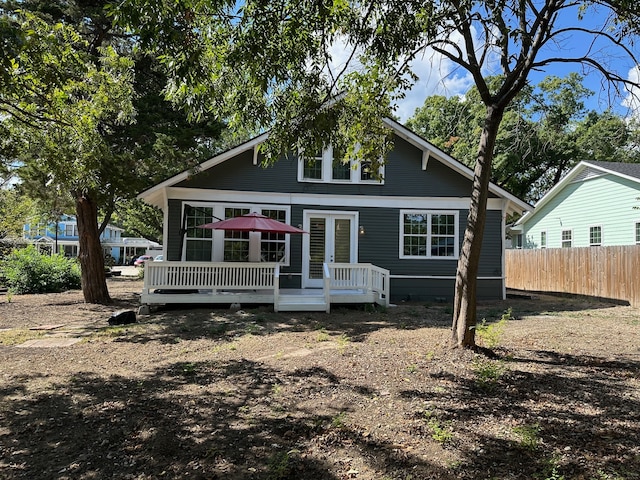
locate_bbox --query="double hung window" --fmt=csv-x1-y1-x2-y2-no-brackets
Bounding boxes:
400,211,458,259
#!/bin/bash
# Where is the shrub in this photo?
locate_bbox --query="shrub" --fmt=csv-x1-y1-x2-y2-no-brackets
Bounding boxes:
1,245,81,294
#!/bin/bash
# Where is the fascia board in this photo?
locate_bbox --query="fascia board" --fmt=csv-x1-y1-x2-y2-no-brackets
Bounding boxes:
382,117,532,215
137,132,270,204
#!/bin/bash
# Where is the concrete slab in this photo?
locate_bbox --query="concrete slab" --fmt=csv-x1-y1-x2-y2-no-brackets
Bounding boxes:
17,337,83,348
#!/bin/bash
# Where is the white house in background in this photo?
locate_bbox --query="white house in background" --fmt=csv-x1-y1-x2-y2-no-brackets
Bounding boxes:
510,161,640,249
23,214,161,264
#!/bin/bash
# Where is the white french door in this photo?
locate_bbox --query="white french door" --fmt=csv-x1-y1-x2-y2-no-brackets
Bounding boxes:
302,211,358,288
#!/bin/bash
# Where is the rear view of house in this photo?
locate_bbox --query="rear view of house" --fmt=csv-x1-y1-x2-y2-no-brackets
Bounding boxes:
138,118,530,310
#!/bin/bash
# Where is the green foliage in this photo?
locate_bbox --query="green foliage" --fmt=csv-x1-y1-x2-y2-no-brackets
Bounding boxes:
472,358,507,390
475,308,512,348
1,245,81,294
423,411,453,444
512,423,541,451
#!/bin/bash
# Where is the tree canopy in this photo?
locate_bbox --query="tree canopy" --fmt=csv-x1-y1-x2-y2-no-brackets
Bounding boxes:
0,0,224,303
407,74,640,203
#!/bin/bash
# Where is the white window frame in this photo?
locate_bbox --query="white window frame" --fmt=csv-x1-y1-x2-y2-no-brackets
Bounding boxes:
635,221,640,245
589,225,602,247
182,203,293,266
399,210,459,260
298,145,384,185
561,229,573,248
540,230,547,249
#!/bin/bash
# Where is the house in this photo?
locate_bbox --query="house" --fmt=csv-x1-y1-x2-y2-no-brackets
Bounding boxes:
23,215,161,264
511,161,640,249
137,118,531,310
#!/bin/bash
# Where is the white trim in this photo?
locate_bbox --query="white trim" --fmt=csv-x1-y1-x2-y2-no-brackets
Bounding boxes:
181,202,293,266
297,144,385,185
382,117,531,215
399,210,460,260
421,151,429,171
588,224,603,247
138,133,270,206
517,160,640,226
138,118,531,216
389,274,504,280
163,186,509,211
302,210,359,288
561,228,573,248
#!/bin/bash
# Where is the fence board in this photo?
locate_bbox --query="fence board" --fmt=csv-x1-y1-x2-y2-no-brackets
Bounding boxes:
505,246,640,307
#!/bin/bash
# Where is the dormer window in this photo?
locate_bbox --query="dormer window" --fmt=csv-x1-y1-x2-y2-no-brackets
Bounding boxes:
298,145,383,184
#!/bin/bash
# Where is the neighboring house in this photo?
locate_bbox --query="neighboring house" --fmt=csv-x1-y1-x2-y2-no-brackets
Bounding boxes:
23,215,161,264
511,161,640,249
138,118,531,302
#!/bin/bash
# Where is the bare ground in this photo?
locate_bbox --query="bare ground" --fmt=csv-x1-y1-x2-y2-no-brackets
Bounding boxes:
0,277,639,480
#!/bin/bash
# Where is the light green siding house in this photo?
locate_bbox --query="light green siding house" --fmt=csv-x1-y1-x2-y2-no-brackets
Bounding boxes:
512,161,640,249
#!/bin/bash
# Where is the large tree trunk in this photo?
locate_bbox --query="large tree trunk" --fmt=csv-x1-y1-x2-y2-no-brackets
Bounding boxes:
75,190,111,304
452,105,504,348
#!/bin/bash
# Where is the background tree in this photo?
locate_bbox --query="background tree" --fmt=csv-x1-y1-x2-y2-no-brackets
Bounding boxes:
1,1,223,303
115,0,640,347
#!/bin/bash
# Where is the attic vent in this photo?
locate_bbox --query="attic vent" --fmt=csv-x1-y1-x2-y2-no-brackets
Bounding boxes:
572,166,605,183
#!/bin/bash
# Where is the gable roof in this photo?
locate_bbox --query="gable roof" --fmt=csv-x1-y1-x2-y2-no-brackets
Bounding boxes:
138,119,532,216
515,160,640,226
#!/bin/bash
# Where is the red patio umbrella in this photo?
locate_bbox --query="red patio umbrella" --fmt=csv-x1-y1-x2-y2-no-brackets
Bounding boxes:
197,212,307,234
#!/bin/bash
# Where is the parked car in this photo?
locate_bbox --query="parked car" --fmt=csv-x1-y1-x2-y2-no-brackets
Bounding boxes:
134,255,154,267
154,255,163,261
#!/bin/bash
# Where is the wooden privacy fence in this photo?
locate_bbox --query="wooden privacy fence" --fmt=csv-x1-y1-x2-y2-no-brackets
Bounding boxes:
505,246,640,307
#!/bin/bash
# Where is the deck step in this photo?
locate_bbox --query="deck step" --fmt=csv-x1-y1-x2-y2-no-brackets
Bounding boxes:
276,294,328,312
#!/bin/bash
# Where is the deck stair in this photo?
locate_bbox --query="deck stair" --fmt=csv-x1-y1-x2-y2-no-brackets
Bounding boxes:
276,290,328,312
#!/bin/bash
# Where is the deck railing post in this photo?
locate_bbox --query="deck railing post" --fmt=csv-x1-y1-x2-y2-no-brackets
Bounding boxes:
273,264,280,312
323,263,331,313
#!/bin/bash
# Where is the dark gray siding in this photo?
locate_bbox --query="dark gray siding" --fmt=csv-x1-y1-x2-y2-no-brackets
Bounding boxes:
166,199,184,261
161,133,508,300
175,135,481,198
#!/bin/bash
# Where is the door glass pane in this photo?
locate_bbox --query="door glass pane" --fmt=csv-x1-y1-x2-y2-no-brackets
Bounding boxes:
334,219,351,263
309,218,326,279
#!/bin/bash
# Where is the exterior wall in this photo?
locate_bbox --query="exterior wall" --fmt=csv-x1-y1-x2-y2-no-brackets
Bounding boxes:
160,134,508,301
522,174,640,248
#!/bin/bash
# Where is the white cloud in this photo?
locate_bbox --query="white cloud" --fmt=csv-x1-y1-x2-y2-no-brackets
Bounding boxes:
622,65,640,119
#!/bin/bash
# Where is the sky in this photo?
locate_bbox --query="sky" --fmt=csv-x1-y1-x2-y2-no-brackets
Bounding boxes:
328,4,640,123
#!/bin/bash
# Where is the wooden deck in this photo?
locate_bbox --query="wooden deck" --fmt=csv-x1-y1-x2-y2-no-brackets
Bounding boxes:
140,262,390,312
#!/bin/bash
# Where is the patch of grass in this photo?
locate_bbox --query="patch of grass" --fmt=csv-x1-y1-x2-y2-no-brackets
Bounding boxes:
472,357,507,389
406,363,417,373
90,324,144,340
209,323,228,336
316,328,330,342
513,423,540,451
475,307,512,348
331,411,347,429
266,450,291,480
425,415,453,444
0,328,44,346
336,333,351,353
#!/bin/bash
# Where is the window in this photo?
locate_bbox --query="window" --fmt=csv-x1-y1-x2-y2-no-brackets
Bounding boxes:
589,226,602,246
299,145,383,184
185,206,214,261
400,211,458,258
223,207,250,261
636,222,640,244
65,224,79,237
332,146,351,181
561,229,572,248
302,151,323,180
261,209,287,262
540,231,547,248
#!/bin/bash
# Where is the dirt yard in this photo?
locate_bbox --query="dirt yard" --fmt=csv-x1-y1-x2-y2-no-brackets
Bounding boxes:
1,277,639,480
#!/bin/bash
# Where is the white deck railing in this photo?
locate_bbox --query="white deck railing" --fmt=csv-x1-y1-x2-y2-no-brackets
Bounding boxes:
142,261,389,308
143,261,279,294
327,263,390,307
